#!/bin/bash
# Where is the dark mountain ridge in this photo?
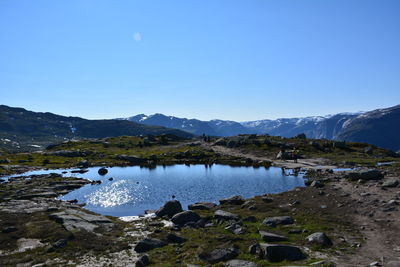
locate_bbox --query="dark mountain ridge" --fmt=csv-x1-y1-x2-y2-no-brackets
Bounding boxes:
0,105,192,151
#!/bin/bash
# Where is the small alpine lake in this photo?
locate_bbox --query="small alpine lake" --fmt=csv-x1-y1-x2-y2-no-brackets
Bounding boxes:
5,164,305,217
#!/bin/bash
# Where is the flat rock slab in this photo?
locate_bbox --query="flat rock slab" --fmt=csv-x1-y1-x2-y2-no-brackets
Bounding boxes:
262,216,294,227
259,231,288,242
214,210,240,221
49,209,114,232
346,169,383,181
17,238,46,252
225,259,258,267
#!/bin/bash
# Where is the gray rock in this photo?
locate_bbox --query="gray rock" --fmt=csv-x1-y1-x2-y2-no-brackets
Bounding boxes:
188,202,216,210
77,160,89,168
225,259,258,267
199,247,239,263
262,216,294,227
214,210,240,221
259,231,288,242
225,223,245,235
311,181,324,188
387,261,400,267
116,154,145,164
2,226,17,233
155,200,183,218
136,254,149,267
171,210,201,226
134,238,167,252
260,243,306,262
49,209,113,232
262,196,273,203
248,243,264,258
306,232,332,247
346,169,383,181
219,195,245,205
382,179,399,188
167,233,187,243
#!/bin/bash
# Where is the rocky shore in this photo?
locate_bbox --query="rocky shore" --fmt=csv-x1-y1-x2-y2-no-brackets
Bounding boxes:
0,164,399,266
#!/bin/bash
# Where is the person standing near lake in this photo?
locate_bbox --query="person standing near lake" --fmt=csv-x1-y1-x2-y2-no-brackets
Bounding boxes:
293,147,298,163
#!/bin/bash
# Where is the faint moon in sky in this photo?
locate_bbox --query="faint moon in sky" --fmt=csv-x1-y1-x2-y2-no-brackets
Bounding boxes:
133,32,142,41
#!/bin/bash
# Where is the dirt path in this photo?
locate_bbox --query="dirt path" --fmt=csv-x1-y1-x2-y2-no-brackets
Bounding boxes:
203,143,337,170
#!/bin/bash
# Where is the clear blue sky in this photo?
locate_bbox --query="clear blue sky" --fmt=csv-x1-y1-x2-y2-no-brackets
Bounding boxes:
1,0,399,121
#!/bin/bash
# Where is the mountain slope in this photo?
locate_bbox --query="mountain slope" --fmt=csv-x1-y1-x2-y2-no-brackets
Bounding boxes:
337,105,400,151
0,105,193,151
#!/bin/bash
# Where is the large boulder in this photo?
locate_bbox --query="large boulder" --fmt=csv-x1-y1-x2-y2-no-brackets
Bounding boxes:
260,243,306,262
259,231,288,242
214,210,240,221
155,200,183,218
225,259,258,267
199,247,239,263
306,232,332,247
262,216,294,227
219,195,245,205
134,238,167,252
166,233,186,244
188,202,216,210
346,169,383,181
382,179,400,188
171,210,201,226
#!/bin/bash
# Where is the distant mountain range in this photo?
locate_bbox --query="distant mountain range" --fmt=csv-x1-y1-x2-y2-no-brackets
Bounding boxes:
120,105,400,151
0,105,192,151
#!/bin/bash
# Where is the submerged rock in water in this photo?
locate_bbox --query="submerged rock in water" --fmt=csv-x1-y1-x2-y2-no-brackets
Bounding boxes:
98,167,108,175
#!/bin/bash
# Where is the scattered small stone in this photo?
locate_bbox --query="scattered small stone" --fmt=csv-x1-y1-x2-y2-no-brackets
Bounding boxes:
262,196,273,203
260,243,306,262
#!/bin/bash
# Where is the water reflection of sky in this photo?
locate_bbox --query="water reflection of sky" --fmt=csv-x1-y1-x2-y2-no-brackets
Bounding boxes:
3,165,305,217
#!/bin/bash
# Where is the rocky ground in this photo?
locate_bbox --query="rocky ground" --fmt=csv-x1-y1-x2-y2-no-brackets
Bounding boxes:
0,135,400,266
